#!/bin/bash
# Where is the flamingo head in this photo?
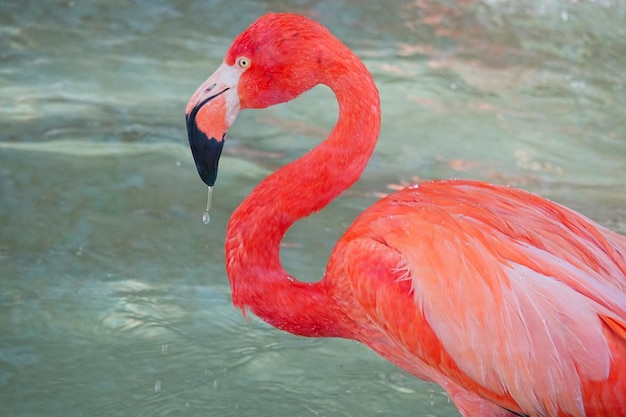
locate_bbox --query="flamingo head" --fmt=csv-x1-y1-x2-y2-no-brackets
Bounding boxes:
185,12,341,187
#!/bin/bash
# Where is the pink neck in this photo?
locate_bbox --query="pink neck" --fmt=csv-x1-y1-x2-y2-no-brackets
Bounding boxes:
225,51,381,338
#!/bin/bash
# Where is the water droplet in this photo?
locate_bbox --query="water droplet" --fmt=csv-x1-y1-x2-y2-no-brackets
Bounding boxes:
202,186,213,224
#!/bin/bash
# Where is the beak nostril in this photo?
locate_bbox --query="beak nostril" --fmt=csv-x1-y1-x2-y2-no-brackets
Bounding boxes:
205,83,217,93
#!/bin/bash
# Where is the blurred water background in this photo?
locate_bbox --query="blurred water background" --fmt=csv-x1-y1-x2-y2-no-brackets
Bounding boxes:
1,0,625,416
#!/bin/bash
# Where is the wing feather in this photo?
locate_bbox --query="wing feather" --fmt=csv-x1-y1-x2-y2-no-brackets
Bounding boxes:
344,180,626,416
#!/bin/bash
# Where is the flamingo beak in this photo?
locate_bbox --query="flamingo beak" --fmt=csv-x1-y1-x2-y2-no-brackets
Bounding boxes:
185,63,241,187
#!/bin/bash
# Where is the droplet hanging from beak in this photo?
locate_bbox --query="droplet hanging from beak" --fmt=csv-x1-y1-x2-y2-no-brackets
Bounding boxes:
202,185,213,224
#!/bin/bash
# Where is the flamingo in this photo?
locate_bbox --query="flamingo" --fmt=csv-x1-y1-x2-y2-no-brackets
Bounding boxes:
185,13,626,417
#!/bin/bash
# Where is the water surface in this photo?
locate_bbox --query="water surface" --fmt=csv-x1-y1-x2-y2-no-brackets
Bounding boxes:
1,1,625,416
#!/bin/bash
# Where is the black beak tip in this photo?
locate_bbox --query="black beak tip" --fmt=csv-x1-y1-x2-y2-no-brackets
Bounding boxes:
186,115,225,187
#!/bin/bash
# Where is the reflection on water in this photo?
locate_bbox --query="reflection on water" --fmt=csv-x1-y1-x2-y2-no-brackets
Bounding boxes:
1,1,625,416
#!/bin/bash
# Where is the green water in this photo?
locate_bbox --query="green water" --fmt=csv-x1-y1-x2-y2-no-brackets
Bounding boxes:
1,1,625,416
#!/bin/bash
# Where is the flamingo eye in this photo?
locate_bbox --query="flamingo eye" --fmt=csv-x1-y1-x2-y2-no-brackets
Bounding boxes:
236,57,251,69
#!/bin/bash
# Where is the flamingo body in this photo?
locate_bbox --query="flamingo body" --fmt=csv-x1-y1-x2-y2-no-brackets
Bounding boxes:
336,180,626,416
185,13,626,417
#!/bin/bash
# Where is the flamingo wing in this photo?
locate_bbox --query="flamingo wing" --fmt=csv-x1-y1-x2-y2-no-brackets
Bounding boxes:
341,180,626,417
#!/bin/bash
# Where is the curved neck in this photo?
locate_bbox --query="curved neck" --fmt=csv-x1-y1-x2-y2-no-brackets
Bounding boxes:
225,52,381,338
